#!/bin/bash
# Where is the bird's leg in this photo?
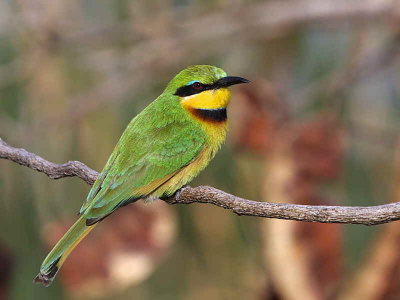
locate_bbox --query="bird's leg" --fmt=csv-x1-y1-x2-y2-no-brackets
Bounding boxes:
160,185,191,204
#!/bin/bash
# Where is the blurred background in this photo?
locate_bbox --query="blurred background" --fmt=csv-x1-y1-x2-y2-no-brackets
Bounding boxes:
1,0,400,299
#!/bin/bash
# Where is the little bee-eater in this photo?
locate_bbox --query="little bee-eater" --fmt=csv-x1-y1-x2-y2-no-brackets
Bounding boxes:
34,65,249,286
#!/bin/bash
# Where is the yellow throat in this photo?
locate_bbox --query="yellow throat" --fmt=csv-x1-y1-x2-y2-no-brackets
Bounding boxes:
181,88,231,110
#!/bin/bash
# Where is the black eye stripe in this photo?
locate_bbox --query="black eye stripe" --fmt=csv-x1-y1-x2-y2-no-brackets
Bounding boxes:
174,82,214,97
174,76,249,97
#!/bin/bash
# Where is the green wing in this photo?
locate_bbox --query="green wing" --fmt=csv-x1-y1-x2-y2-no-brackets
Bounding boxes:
80,99,205,223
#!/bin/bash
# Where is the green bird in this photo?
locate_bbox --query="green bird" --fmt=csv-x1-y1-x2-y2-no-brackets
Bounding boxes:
34,65,249,286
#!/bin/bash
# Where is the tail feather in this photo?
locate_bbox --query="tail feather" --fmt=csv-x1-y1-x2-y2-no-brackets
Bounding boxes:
34,216,96,287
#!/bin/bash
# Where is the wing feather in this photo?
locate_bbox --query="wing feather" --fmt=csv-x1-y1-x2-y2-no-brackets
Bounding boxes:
80,105,205,221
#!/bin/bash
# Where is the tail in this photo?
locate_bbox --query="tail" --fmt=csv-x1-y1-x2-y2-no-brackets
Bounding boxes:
34,216,97,287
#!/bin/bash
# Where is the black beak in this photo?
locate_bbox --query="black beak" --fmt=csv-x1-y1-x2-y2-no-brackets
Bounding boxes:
216,76,250,87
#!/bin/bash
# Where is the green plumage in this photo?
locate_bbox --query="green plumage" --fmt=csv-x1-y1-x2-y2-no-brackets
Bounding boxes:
34,65,248,286
80,94,206,221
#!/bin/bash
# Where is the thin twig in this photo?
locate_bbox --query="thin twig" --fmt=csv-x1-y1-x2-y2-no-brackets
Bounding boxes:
1,137,399,225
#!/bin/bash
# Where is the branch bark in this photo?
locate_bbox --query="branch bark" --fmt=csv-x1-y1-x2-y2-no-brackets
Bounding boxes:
0,138,97,185
1,137,399,226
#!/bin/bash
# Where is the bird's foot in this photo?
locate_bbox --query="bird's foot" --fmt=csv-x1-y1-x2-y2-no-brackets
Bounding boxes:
160,185,191,204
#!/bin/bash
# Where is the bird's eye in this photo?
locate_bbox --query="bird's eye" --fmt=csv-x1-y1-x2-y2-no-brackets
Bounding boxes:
192,82,202,89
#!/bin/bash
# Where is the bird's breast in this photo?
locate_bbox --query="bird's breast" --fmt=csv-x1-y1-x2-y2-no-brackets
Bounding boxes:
183,106,228,152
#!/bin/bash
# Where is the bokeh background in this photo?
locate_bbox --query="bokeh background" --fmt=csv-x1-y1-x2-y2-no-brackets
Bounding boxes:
1,0,400,299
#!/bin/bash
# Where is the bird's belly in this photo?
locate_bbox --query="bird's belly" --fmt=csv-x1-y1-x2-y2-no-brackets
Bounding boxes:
150,144,221,198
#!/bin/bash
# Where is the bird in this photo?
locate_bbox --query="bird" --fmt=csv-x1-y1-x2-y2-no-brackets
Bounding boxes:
34,65,249,286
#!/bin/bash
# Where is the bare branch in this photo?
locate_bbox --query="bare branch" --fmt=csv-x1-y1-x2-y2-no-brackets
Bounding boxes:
166,187,400,226
0,138,97,185
1,138,399,226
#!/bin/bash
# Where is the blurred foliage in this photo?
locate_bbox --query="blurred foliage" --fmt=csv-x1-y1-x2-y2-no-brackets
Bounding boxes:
1,0,400,299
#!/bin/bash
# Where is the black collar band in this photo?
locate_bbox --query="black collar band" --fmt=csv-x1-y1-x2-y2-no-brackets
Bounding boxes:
190,108,227,123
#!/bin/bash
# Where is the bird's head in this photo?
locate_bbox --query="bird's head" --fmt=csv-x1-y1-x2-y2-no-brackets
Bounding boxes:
166,65,249,110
